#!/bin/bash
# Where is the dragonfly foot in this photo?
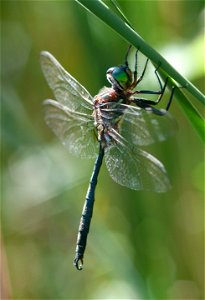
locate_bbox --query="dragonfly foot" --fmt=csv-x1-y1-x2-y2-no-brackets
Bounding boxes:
73,257,83,270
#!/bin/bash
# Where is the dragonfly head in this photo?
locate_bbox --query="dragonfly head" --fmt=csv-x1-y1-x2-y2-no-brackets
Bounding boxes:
106,65,132,90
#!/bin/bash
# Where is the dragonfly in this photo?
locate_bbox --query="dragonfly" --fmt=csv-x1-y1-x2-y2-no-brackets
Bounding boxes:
40,46,176,270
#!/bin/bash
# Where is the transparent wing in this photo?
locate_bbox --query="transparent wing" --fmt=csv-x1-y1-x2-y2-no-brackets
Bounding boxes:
44,99,98,158
101,103,177,146
40,51,93,114
105,138,171,192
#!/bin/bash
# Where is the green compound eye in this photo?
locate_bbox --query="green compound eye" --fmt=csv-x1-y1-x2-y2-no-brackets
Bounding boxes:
112,67,129,84
106,65,132,89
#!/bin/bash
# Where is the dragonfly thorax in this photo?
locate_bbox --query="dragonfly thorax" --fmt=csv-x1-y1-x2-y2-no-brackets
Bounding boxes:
94,87,119,104
93,87,126,148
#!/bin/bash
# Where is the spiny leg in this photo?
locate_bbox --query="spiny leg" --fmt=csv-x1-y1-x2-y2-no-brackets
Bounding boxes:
165,84,177,111
132,63,169,107
125,45,132,68
136,56,149,85
131,49,149,89
154,63,163,90
132,80,177,112
163,83,185,111
125,46,149,89
133,62,167,92
125,49,175,111
131,48,138,88
140,76,168,104
131,97,167,115
125,46,138,88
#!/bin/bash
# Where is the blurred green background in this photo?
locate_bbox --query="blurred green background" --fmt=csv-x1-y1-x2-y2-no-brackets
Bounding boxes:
1,1,204,299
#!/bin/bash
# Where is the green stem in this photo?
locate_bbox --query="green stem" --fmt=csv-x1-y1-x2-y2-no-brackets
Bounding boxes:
174,88,205,142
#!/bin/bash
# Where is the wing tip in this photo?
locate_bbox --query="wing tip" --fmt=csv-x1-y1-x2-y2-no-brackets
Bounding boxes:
40,50,52,60
40,51,63,72
42,99,56,106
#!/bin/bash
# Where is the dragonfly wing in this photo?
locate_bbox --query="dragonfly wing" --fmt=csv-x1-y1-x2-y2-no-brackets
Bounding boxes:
120,105,177,146
102,103,177,146
104,135,171,192
44,99,98,158
40,51,93,114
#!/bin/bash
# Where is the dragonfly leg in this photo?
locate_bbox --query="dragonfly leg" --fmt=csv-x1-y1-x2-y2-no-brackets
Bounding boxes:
130,49,149,89
154,63,163,90
165,84,177,111
131,59,170,100
132,78,177,112
145,65,175,111
136,56,149,85
130,48,139,88
125,46,137,88
132,75,169,107
125,45,132,67
132,98,167,115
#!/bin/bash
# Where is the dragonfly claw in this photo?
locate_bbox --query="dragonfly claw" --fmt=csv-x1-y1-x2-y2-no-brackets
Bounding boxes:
73,257,84,271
